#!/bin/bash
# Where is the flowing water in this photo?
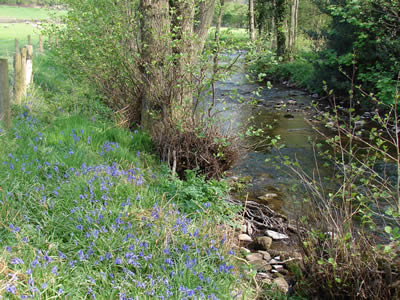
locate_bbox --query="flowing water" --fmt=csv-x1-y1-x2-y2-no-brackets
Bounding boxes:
213,57,331,216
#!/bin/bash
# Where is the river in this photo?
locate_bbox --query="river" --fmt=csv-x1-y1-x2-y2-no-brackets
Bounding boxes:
213,55,331,217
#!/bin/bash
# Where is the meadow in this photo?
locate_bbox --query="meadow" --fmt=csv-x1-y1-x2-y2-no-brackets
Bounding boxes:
0,5,56,85
0,23,41,57
0,5,65,20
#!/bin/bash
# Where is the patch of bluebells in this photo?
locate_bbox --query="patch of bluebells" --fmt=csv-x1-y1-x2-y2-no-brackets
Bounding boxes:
0,111,240,298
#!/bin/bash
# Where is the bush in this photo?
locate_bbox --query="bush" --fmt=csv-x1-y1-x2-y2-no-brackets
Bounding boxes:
289,90,400,299
151,117,242,180
248,46,318,92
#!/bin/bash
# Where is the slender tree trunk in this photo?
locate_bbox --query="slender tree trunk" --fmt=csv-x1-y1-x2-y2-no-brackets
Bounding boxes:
270,0,276,49
249,0,255,41
288,0,299,54
209,0,224,118
275,0,287,58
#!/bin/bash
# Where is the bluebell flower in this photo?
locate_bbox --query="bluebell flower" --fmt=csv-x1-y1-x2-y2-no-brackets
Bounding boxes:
11,257,24,265
5,285,16,294
115,257,122,265
51,266,58,275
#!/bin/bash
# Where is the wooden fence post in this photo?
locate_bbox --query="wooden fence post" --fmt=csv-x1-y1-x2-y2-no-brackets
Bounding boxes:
26,45,33,87
14,52,22,104
0,59,11,129
28,35,31,46
20,47,27,97
39,35,44,53
13,39,18,96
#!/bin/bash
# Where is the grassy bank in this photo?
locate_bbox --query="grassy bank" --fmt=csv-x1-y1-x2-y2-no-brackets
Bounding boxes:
0,51,255,298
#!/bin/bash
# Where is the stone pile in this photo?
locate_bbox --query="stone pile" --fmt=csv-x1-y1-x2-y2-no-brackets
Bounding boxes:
237,225,302,295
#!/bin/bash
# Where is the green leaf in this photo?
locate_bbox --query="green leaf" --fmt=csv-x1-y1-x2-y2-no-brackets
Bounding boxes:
384,226,392,234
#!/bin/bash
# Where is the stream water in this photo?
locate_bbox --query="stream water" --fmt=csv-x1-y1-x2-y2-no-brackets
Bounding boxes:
214,56,330,216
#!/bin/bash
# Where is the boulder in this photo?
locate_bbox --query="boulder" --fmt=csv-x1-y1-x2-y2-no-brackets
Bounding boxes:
246,221,254,235
257,193,278,201
238,234,253,242
238,176,252,184
267,249,302,260
246,253,264,262
266,230,289,240
257,250,271,261
249,260,272,272
272,277,289,294
255,236,272,250
272,264,284,271
240,247,251,255
256,272,271,280
269,259,281,265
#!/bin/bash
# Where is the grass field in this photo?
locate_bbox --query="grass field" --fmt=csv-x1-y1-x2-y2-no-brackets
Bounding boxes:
0,5,65,20
0,23,41,57
0,5,55,83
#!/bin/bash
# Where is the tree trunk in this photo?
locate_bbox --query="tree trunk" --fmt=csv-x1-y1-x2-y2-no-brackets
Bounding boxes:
288,0,299,54
139,0,216,129
271,0,276,49
209,0,224,117
171,0,195,122
249,0,255,41
275,0,287,58
194,0,217,56
139,0,171,128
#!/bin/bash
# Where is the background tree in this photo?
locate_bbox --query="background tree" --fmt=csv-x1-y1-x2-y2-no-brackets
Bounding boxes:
249,0,255,41
275,0,287,58
311,0,400,104
288,0,299,53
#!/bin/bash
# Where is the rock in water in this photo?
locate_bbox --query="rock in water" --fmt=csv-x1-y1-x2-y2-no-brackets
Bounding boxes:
283,114,295,119
257,193,278,201
266,230,289,240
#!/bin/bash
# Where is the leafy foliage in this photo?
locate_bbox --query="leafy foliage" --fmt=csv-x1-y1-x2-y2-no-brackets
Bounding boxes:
314,0,400,104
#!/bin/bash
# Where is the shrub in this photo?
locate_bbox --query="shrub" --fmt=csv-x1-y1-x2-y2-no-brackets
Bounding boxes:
151,117,242,180
289,88,400,299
